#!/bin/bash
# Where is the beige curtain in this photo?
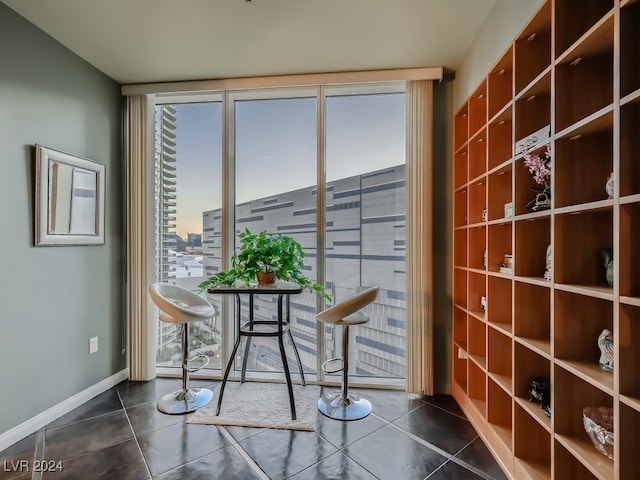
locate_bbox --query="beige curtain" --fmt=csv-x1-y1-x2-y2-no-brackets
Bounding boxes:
126,95,156,381
405,80,434,396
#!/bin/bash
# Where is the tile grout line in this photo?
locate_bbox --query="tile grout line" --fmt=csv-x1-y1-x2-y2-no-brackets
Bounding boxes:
30,428,45,480
376,415,496,480
218,427,270,480
117,389,153,479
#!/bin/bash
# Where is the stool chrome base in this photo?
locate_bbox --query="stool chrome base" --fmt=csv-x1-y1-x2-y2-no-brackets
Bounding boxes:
318,390,372,421
157,387,213,415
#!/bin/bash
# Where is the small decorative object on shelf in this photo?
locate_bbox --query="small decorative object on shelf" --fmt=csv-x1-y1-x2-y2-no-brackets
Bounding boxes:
528,377,551,417
521,144,551,211
583,406,614,459
482,247,487,270
504,202,513,218
606,172,614,199
514,125,551,154
481,208,487,222
480,296,487,311
600,247,613,287
544,244,552,281
598,328,614,372
499,253,513,274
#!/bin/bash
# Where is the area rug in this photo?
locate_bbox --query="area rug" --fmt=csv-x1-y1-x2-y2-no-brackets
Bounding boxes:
188,382,320,431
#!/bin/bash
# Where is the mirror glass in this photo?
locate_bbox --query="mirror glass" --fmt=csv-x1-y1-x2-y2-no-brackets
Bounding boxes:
48,161,98,235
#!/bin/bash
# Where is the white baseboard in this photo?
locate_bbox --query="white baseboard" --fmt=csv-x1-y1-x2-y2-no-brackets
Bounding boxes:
0,369,129,452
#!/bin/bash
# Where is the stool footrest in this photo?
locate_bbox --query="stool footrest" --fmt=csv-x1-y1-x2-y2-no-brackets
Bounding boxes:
321,357,343,374
186,353,210,373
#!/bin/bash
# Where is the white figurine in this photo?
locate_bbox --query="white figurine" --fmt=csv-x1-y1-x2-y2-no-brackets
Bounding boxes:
598,329,614,372
544,245,552,281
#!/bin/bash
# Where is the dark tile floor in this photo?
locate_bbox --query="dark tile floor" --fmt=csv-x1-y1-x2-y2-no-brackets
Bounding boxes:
1,378,508,480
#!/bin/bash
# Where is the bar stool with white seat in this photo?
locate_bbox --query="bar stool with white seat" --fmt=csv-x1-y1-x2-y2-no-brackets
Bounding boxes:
316,285,380,420
149,282,215,414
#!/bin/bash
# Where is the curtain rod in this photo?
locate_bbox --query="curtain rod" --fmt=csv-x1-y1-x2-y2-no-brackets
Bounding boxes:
121,67,444,96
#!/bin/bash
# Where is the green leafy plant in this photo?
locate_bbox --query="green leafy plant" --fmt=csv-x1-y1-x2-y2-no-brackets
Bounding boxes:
198,229,331,300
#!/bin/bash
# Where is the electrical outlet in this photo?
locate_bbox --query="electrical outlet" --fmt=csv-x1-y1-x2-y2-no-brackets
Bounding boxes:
89,336,98,354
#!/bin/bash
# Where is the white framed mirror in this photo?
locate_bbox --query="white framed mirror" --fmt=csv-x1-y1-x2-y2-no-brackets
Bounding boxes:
35,144,105,246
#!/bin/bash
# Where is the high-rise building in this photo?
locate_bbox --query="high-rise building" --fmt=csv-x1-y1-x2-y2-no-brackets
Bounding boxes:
202,165,406,379
154,104,178,350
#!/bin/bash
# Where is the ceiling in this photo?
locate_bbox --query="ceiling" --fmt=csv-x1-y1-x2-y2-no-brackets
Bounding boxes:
2,0,496,85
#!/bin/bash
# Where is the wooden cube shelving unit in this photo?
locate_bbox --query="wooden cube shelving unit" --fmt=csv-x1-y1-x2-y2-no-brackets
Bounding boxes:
451,1,640,478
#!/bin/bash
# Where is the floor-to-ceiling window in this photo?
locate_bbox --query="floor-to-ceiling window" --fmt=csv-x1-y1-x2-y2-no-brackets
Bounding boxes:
154,98,224,370
153,85,406,386
324,89,407,381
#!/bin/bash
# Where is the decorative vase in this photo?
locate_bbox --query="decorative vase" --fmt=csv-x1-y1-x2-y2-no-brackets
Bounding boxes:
256,271,277,285
526,184,551,211
600,248,613,287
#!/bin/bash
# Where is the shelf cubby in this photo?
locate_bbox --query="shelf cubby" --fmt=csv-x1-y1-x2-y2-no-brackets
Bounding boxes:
487,276,512,331
469,315,487,369
453,352,468,393
454,267,467,309
488,46,513,119
620,202,640,299
619,304,640,400
555,46,614,133
454,188,467,227
514,217,550,278
487,166,512,221
554,209,613,287
468,177,487,225
514,343,550,419
488,327,512,393
487,378,513,450
554,114,613,208
469,129,487,181
514,282,550,355
469,82,487,138
487,222,512,273
621,2,640,98
620,99,640,197
554,0,614,59
454,148,468,189
514,403,551,479
514,72,551,152
553,366,613,480
468,225,486,271
488,108,512,170
454,228,467,268
454,105,469,152
620,403,640,479
468,271,486,317
554,443,599,480
554,290,614,392
453,306,468,349
514,2,551,95
469,359,487,413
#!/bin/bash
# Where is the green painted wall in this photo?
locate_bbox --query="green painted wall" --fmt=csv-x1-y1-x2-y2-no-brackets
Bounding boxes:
0,3,125,434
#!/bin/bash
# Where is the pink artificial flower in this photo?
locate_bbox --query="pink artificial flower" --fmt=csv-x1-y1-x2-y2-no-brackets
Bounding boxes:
521,144,551,186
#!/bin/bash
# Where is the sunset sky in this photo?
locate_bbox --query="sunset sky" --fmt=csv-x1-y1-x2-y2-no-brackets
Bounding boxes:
171,93,405,238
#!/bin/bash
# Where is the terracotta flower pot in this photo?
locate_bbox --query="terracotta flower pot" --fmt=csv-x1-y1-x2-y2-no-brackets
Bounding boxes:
256,271,277,285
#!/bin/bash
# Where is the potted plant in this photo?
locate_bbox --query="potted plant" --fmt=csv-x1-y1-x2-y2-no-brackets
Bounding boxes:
198,229,331,300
